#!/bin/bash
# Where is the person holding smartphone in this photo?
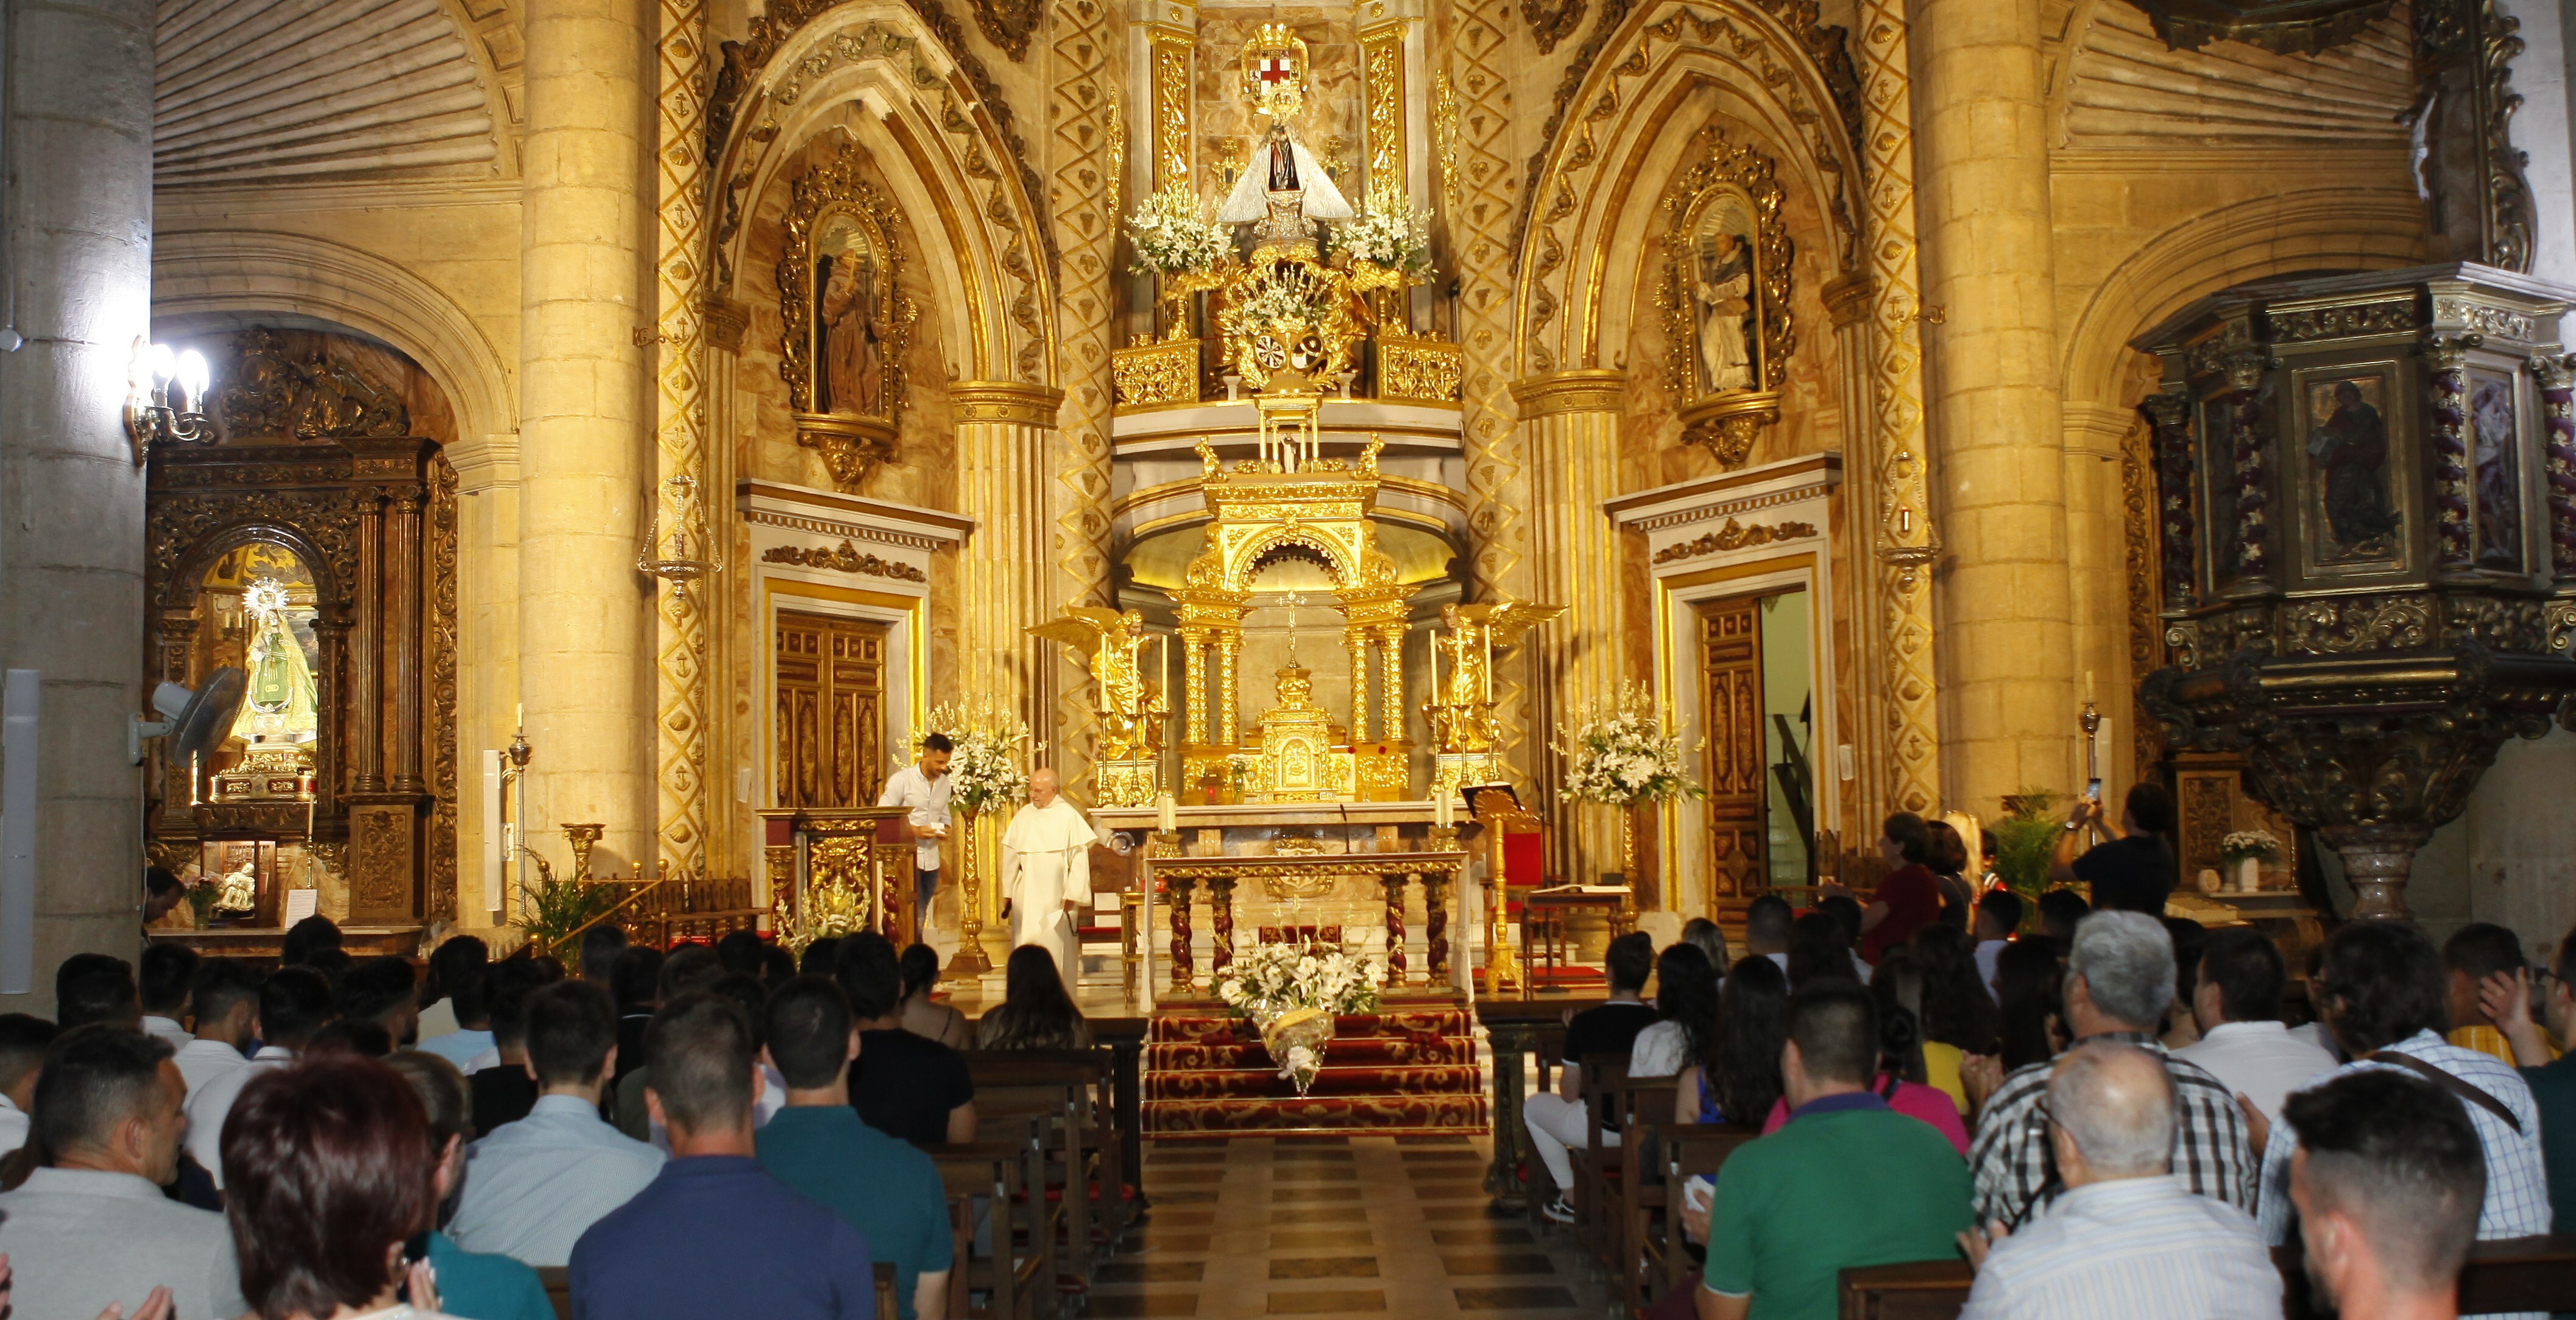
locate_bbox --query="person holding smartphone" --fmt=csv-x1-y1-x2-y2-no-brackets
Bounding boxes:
2047,782,2178,917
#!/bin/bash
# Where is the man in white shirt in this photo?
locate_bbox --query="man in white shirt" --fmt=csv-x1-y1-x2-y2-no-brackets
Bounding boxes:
186,965,330,1187
0,1027,248,1320
2174,928,2337,1126
172,959,262,1104
1973,891,2021,992
877,733,954,937
1958,1041,2279,1319
138,943,198,1050
0,1014,56,1156
451,980,665,1266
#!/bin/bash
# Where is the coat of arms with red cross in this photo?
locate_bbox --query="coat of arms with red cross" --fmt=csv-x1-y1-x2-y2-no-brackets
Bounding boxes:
1240,24,1307,121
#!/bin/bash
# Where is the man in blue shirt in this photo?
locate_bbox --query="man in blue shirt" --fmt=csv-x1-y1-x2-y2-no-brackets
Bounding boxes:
757,976,954,1320
571,992,879,1319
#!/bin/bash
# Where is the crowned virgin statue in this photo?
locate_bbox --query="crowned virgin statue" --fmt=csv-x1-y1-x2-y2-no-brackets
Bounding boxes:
1219,122,1353,241
232,578,319,749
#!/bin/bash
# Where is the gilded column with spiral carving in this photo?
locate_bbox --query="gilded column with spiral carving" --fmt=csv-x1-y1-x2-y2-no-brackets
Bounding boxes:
1512,370,1627,881
650,0,711,877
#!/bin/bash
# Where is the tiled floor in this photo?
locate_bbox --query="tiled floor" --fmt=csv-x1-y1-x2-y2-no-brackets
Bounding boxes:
1093,1136,1604,1320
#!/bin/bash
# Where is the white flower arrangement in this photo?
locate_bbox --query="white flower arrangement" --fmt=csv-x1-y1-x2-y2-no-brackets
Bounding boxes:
1331,182,1434,279
1228,265,1334,337
2219,829,2284,865
913,699,1031,818
1125,180,1231,277
1214,939,1385,1023
1554,682,1707,808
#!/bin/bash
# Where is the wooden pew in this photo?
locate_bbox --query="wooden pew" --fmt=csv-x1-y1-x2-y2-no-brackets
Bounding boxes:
1657,1122,1766,1300
965,1048,1125,1283
537,1266,570,1320
927,1116,1053,1320
1605,1071,1679,1293
1571,1056,1630,1259
1836,1235,2576,1320
876,1260,900,1320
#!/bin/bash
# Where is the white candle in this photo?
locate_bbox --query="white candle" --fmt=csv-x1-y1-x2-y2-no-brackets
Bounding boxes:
515,701,523,731
1158,793,1177,834
2084,671,2096,705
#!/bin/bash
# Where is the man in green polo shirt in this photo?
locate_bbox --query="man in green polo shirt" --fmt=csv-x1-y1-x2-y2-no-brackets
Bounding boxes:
1699,979,1972,1319
755,975,954,1320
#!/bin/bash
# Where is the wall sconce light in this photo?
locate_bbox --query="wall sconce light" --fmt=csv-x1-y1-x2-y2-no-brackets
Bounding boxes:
126,339,212,462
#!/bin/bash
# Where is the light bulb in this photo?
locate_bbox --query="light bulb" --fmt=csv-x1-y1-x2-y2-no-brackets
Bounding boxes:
176,350,210,407
147,342,176,384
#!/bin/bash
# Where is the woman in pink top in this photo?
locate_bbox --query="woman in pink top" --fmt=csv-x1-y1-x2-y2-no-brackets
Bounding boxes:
1754,949,1970,1154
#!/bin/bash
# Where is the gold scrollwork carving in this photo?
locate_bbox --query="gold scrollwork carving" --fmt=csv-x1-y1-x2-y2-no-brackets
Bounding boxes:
214,329,410,441
1376,336,1464,402
1652,517,1817,564
2268,299,2420,342
1153,34,1192,189
1361,25,1407,183
1112,338,1201,406
1520,0,1585,55
2284,597,2432,653
760,539,929,582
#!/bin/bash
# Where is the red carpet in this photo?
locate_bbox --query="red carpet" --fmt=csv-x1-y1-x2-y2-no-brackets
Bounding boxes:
1144,997,1489,1137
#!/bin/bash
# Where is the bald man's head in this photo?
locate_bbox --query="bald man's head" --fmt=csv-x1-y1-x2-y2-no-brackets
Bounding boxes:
2048,1040,2176,1180
1030,767,1060,806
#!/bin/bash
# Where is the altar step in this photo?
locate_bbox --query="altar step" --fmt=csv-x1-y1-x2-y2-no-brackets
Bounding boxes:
1142,1001,1488,1137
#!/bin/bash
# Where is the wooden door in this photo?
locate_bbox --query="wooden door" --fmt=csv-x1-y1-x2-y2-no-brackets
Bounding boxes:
1699,595,1768,900
775,610,889,809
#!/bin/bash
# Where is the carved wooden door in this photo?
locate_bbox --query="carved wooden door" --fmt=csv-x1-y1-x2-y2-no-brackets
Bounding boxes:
1699,594,1768,900
775,611,888,809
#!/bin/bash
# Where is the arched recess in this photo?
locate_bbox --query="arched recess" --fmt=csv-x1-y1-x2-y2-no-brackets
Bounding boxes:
707,1,1056,385
2058,187,2432,412
1513,0,1868,375
150,230,516,476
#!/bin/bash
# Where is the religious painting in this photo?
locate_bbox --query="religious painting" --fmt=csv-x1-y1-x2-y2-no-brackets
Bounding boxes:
2469,371,2525,570
2301,371,2403,568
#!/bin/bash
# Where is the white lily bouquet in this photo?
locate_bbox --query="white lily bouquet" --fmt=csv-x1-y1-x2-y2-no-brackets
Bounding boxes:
1125,180,1231,277
917,699,1030,818
2218,829,2283,865
1332,182,1434,280
1555,683,1707,809
1214,939,1385,1095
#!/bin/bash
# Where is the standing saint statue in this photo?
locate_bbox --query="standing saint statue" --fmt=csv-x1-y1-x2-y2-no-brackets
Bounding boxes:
818,248,883,416
1695,231,1754,393
1000,767,1096,978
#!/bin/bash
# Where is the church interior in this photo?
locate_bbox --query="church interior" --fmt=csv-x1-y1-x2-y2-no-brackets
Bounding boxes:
12,0,2576,1307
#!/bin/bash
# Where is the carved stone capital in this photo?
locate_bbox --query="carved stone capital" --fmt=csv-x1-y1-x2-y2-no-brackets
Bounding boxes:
701,296,752,353
1509,369,1627,418
947,381,1065,427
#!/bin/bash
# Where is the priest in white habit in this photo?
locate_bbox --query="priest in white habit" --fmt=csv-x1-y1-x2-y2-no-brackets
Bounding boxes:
1000,767,1097,977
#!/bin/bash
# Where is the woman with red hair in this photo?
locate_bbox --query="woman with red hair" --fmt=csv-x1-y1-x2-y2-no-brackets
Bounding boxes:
221,1054,459,1320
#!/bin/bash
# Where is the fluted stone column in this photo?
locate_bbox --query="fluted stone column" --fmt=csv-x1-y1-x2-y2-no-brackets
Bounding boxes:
1513,370,1629,882
0,0,153,1009
953,381,1061,965
517,0,654,870
1913,0,2076,812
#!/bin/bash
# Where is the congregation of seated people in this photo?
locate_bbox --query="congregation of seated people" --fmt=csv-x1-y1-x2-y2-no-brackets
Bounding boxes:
1537,795,2576,1320
0,912,1095,1319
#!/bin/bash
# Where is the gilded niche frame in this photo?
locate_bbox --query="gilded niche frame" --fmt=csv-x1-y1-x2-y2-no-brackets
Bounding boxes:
777,140,915,494
1660,126,1796,468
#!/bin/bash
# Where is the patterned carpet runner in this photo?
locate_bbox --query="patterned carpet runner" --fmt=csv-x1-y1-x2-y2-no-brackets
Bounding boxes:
1144,997,1489,1136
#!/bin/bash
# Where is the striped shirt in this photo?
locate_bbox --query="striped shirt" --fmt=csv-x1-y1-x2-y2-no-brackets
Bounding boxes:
2258,1029,2551,1244
1969,1031,2256,1229
1960,1174,2282,1320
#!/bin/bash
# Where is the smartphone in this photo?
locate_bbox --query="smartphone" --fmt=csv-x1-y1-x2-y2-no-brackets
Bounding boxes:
2084,778,2102,801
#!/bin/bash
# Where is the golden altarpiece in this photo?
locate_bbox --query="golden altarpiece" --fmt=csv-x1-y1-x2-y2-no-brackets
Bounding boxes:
144,330,459,940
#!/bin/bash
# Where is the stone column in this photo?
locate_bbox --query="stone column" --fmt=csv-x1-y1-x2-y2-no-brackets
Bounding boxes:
1912,0,2076,813
1512,369,1627,881
0,0,153,1009
951,383,1063,725
517,0,654,870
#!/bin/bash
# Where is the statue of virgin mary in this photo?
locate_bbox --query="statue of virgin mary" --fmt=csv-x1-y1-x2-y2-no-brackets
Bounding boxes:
1219,122,1353,240
232,578,319,748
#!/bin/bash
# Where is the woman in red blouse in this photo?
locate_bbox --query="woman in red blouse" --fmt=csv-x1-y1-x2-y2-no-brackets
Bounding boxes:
1856,813,1942,965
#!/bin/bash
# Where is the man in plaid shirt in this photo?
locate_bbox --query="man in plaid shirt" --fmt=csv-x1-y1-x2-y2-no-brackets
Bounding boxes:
1968,910,2256,1229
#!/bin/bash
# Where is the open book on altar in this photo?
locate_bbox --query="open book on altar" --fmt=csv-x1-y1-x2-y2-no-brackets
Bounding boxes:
1532,884,1633,896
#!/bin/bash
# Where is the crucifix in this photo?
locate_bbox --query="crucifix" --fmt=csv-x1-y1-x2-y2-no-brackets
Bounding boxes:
1283,591,1303,664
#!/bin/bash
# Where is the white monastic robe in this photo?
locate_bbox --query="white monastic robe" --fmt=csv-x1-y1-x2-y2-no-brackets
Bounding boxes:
1001,797,1097,975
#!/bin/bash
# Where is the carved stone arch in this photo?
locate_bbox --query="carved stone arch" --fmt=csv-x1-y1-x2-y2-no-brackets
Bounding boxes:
706,0,1057,383
1512,9,1868,375
150,230,517,479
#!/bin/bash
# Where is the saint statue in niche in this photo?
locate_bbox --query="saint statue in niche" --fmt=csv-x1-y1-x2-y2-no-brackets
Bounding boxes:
2307,377,2399,558
1690,202,1757,395
229,572,320,749
2471,375,2522,569
813,217,885,417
